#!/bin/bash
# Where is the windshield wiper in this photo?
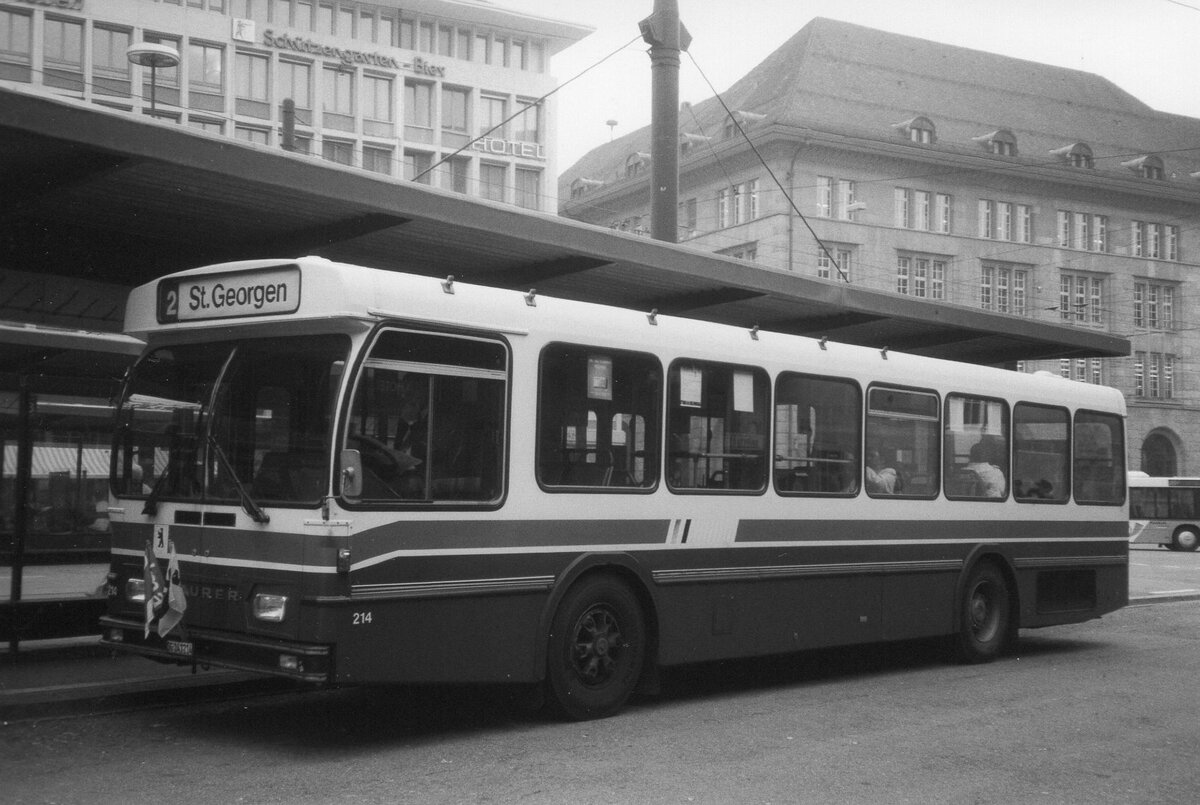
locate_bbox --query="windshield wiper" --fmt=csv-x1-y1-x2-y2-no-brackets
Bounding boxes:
142,463,171,517
207,434,270,524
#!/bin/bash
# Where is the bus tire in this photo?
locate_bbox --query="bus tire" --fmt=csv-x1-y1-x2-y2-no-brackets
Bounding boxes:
954,561,1011,664
546,575,645,720
1172,527,1200,552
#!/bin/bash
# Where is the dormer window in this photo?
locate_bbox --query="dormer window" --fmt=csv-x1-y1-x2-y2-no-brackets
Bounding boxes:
1122,155,1164,180
570,177,606,199
724,110,765,140
625,152,650,178
1050,143,1093,168
679,132,710,156
974,129,1017,156
892,116,936,144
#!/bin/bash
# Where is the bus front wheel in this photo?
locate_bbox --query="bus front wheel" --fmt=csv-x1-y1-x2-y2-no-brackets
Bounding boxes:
1171,528,1200,552
546,575,645,720
954,562,1012,664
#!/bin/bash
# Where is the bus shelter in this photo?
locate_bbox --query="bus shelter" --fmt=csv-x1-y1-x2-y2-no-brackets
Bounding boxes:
0,324,142,648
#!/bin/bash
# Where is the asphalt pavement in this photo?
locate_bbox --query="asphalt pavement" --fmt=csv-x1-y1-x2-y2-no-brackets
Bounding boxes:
2,547,1196,723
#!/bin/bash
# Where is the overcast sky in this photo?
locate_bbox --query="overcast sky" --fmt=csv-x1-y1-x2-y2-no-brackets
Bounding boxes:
496,0,1200,171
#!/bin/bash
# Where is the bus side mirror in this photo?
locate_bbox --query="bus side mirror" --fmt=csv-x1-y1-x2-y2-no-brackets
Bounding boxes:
340,449,363,499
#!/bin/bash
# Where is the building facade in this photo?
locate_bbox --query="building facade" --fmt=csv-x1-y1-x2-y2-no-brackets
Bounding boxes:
0,0,589,211
560,18,1200,476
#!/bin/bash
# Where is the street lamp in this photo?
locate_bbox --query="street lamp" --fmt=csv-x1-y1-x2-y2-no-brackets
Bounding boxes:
126,42,180,115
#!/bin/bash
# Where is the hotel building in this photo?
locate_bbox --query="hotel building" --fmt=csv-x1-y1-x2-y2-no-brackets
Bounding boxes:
0,0,590,211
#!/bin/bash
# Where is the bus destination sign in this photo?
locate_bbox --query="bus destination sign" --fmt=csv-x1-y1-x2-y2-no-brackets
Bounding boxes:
157,266,302,323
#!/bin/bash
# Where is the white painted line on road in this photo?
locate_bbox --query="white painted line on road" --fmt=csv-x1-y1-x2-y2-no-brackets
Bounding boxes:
1149,589,1199,596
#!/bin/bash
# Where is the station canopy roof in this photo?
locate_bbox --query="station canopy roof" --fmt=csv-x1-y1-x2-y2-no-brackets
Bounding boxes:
0,89,1128,366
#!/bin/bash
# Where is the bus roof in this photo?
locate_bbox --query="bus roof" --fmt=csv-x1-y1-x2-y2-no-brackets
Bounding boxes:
125,256,1127,414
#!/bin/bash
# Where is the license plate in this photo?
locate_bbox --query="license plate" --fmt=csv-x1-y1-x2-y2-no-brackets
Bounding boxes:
165,640,194,658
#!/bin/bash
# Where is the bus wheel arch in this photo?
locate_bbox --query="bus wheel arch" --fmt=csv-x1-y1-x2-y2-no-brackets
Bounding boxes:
1171,526,1200,552
541,561,658,720
953,554,1018,664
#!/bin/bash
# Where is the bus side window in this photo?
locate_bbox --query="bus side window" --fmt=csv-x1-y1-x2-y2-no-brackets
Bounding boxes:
343,329,507,504
773,373,861,495
864,385,939,498
536,344,661,490
1012,402,1069,502
667,361,769,492
1073,411,1125,504
942,394,1009,500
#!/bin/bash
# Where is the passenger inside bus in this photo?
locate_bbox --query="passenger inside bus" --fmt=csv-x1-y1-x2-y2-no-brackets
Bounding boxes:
964,439,1006,498
865,448,899,494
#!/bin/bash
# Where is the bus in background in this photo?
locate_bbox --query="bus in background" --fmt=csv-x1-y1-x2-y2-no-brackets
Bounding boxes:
1128,472,1200,551
99,257,1128,719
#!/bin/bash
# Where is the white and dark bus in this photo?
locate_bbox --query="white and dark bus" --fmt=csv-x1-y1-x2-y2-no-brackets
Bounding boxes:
100,257,1128,719
1128,473,1200,551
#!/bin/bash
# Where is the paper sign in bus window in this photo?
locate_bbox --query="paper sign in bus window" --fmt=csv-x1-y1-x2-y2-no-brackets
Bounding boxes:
588,355,613,400
679,367,702,408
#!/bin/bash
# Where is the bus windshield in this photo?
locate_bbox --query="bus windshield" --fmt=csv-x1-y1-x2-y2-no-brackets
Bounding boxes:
111,334,348,507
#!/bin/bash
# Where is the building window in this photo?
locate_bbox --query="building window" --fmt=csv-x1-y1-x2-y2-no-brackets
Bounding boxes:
235,125,270,144
515,167,540,210
446,156,469,194
321,138,353,165
441,86,469,134
480,162,505,201
278,59,312,112
43,16,84,92
678,197,698,237
362,74,393,134
1133,282,1176,330
979,200,1028,241
235,51,270,118
1133,221,1180,260
1125,155,1165,180
362,144,392,175
719,244,758,262
717,188,729,228
404,80,433,138
817,177,857,220
188,42,224,112
897,255,945,299
92,26,132,97
514,99,540,143
1134,352,1174,399
1060,359,1104,385
404,150,433,184
1059,273,1105,326
816,246,853,281
935,193,952,234
321,65,354,130
481,94,507,138
0,8,32,83
1060,143,1094,168
896,188,950,231
1056,210,1108,251
980,263,1028,316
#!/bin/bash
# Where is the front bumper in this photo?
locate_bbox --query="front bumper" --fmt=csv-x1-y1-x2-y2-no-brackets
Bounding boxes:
99,616,333,684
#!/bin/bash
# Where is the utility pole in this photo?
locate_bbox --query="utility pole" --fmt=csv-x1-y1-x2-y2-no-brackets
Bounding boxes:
639,0,691,243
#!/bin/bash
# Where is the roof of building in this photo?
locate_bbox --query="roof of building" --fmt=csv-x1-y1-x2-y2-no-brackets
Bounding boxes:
560,17,1200,191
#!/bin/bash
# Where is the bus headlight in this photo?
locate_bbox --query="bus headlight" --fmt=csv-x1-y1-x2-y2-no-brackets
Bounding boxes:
125,578,146,604
253,593,288,622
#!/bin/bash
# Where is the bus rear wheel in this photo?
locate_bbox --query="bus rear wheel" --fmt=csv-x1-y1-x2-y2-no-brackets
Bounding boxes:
547,575,645,720
1171,528,1199,552
954,562,1012,664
